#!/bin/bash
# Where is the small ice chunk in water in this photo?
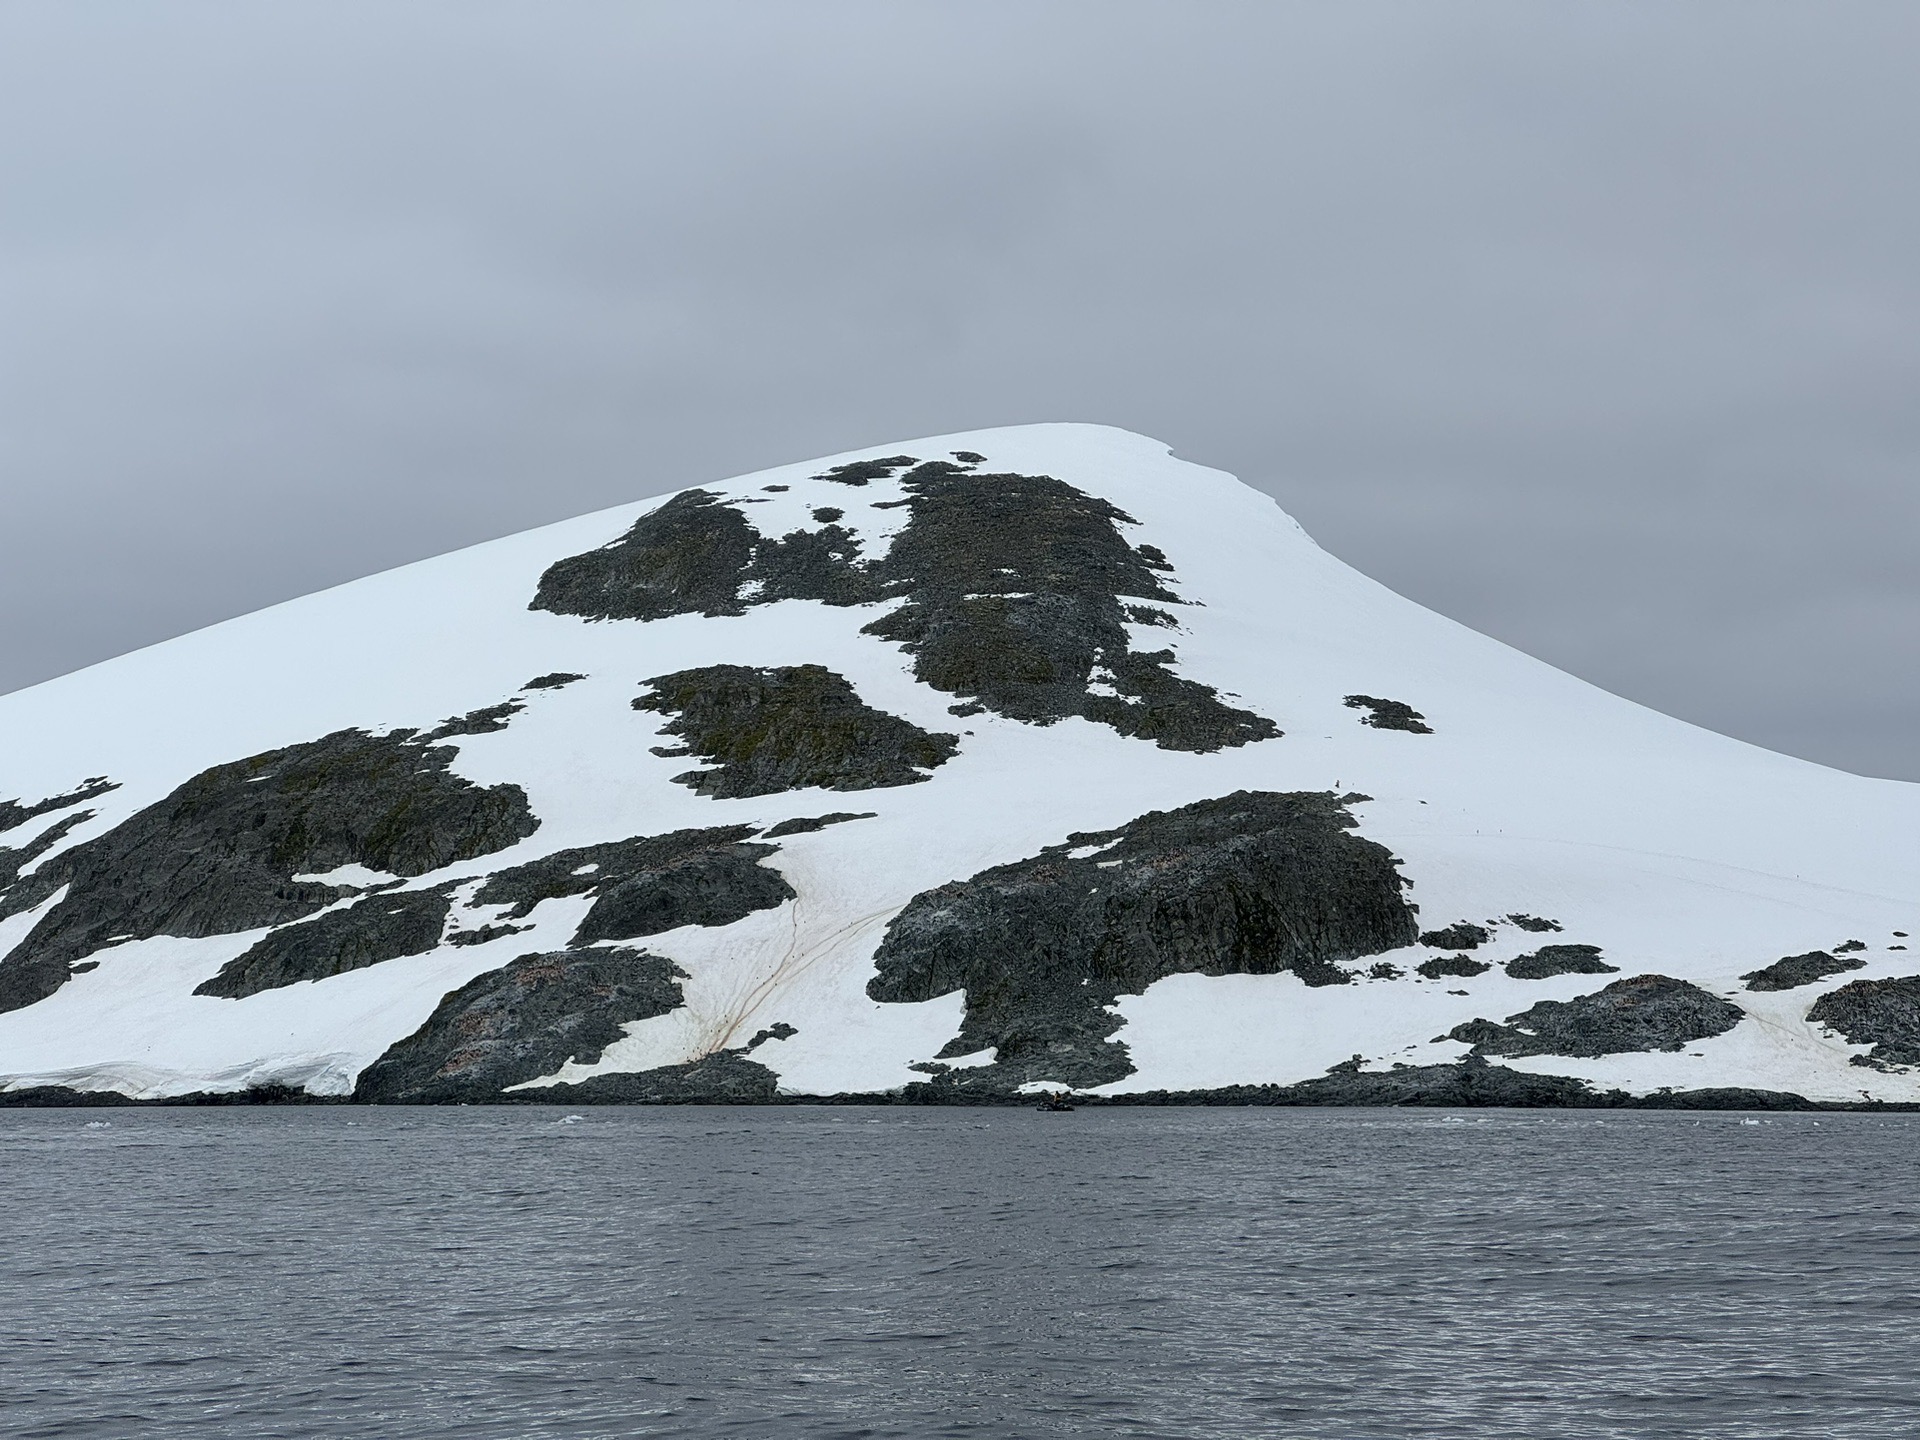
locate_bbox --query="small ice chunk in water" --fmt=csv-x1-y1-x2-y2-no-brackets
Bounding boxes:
84,1121,111,1130
558,1114,585,1125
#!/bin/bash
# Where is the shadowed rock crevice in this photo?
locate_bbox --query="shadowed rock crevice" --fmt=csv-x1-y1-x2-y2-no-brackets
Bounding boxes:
0,728,537,1016
1450,975,1744,1058
1344,695,1432,733
869,790,1417,1091
472,827,794,944
353,948,687,1103
1505,945,1617,980
635,664,957,798
1808,976,1920,1069
195,887,456,999
1743,950,1866,992
861,469,1277,752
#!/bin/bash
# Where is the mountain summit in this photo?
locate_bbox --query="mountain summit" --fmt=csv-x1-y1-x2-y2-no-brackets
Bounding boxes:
2,425,1915,1106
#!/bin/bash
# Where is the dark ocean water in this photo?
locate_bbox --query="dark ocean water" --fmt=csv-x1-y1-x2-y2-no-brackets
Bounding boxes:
1,1107,1915,1440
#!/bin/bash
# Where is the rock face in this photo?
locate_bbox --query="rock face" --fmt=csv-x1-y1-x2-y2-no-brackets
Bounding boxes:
634,664,958,798
0,778,117,836
0,729,536,1015
1743,951,1866,992
196,886,456,999
1451,976,1745,1059
1344,695,1432,734
471,828,795,944
868,790,1417,1090
1807,976,1920,1069
1505,945,1618,980
354,948,686,1102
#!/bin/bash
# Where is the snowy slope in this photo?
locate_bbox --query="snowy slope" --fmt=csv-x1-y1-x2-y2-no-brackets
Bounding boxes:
0,424,1915,1105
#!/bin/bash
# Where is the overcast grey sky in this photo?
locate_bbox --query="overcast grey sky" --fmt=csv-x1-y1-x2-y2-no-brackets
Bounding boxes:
2,1,1915,778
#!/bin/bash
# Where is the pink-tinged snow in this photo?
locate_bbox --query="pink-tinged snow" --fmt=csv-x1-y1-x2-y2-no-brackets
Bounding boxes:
0,425,1915,1101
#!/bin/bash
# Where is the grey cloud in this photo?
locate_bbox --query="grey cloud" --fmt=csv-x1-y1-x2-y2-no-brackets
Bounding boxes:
1,0,1915,777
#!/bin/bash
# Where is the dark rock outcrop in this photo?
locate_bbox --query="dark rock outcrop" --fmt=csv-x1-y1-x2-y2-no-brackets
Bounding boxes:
634,664,957,798
0,810,94,906
354,948,687,1102
861,469,1278,752
1808,976,1920,1069
761,812,877,838
868,790,1418,1089
530,489,759,621
421,701,524,741
195,887,456,999
523,672,585,690
1451,975,1745,1059
1507,914,1563,932
1505,944,1618,980
472,826,794,944
1343,695,1432,734
518,1051,783,1104
1420,922,1489,950
1417,953,1490,980
0,729,537,1016
1743,950,1867,992
0,777,117,836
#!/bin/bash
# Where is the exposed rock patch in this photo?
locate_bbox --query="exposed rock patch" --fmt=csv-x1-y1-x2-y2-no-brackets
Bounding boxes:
521,1051,782,1103
861,469,1278,752
472,826,794,944
635,664,957,798
761,812,877,838
1505,944,1618,980
1808,976,1920,1069
196,887,456,999
1507,914,1563,933
1743,950,1866,992
421,700,524,741
0,728,537,1015
1418,954,1490,980
1450,975,1745,1059
0,811,94,907
746,525,882,607
1420,922,1489,950
814,455,919,486
532,489,759,621
0,777,117,836
868,790,1417,1089
353,948,686,1103
523,672,585,690
1344,695,1432,734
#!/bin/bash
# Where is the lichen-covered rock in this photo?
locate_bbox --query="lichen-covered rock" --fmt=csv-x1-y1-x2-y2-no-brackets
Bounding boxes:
0,728,537,1015
634,664,957,798
472,826,795,943
1742,950,1866,992
530,489,758,621
1344,695,1432,733
195,887,456,999
1451,975,1745,1058
353,948,686,1102
862,469,1278,752
1505,944,1618,980
1417,953,1490,980
868,790,1417,1089
1420,922,1490,949
1808,976,1920,1069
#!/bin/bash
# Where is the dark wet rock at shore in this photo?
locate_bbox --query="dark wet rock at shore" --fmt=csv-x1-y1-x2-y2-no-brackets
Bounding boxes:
868,790,1417,1090
1451,975,1744,1059
473,826,793,944
420,701,524,741
635,664,957,798
353,948,687,1103
1505,944,1618,980
196,886,456,999
0,729,537,1016
511,1050,782,1104
1743,950,1866,992
1808,975,1920,1069
1344,695,1432,734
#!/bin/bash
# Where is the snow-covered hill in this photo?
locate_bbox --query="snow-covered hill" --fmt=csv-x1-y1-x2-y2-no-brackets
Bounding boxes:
2,425,1915,1107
